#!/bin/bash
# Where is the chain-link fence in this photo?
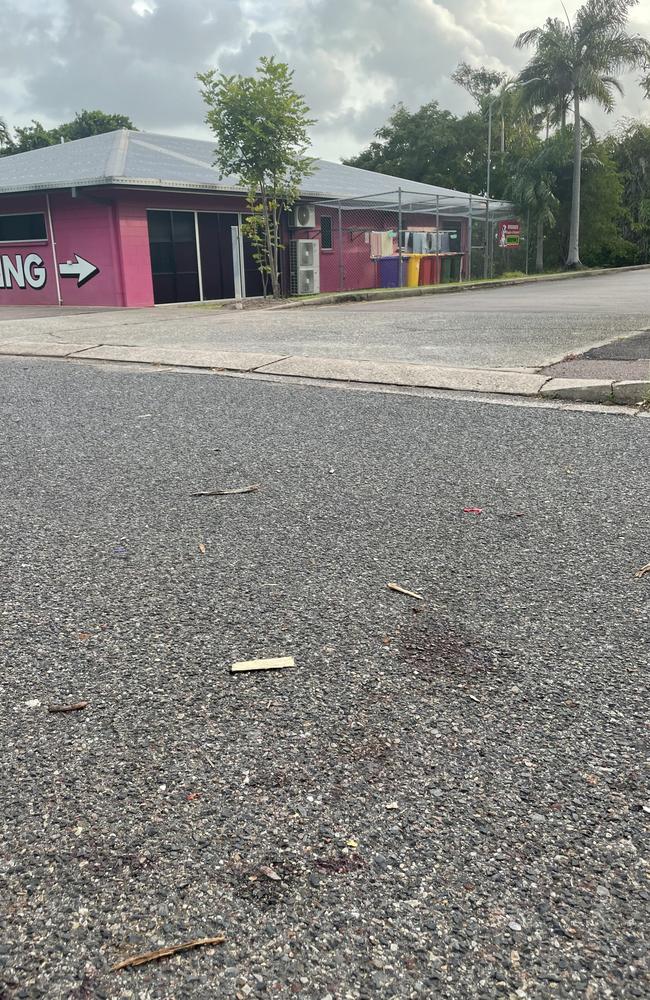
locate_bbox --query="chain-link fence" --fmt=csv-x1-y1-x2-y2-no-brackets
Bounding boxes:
293,188,522,295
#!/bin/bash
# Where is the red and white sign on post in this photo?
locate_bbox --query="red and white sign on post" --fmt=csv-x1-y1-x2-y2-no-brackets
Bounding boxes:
497,220,521,248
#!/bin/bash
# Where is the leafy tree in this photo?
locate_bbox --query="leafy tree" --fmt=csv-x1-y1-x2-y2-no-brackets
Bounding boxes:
10,120,55,153
608,120,650,261
0,117,12,151
344,102,488,194
509,148,559,272
451,63,506,106
1,110,136,156
198,57,314,300
60,110,135,141
533,131,633,268
516,0,650,268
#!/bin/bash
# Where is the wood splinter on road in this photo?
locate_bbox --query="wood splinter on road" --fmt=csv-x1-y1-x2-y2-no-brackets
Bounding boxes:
111,934,225,971
230,656,295,674
387,582,423,600
47,701,88,714
634,562,650,579
191,484,259,497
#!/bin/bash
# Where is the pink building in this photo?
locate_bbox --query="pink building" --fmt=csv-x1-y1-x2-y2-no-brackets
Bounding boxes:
0,130,503,308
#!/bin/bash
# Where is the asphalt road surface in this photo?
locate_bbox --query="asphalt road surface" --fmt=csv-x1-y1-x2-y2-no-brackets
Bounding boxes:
1,359,648,999
1,269,649,369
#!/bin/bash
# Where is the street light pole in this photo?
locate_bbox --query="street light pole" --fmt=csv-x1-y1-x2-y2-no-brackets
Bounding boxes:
486,101,493,199
483,78,540,281
484,98,495,279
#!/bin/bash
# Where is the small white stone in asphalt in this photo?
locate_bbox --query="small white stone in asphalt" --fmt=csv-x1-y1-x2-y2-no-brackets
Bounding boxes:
25,699,41,708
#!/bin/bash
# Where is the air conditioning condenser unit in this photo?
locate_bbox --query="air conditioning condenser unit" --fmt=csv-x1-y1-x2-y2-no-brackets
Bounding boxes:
290,204,316,228
290,238,320,295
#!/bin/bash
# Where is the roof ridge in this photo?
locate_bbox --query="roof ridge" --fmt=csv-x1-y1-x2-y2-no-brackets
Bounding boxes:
104,129,130,178
130,135,217,172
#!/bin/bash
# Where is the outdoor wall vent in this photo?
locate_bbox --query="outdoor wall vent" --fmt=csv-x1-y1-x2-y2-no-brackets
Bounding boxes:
290,204,316,229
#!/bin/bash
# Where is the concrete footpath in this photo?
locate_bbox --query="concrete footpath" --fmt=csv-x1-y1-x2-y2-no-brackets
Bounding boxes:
0,338,647,405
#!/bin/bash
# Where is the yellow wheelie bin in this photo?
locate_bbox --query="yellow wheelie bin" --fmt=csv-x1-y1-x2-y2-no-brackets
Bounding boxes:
406,253,423,287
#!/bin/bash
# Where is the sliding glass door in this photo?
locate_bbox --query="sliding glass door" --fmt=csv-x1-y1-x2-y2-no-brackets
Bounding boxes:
147,211,200,304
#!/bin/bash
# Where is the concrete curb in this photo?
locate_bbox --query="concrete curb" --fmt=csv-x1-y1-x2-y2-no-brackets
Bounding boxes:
540,377,649,404
1,340,647,406
268,263,650,311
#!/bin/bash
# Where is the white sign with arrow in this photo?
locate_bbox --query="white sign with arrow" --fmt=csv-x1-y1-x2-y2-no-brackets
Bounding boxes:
0,251,100,292
58,254,99,288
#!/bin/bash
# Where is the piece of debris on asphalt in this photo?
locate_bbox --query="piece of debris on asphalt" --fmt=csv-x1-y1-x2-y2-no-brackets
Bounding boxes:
198,543,206,555
47,701,88,714
191,484,259,497
387,582,423,600
634,562,650,579
25,699,41,709
111,935,225,971
463,507,484,515
230,655,295,674
259,865,282,881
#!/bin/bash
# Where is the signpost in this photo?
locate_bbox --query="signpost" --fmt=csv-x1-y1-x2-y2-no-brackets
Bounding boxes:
497,220,521,248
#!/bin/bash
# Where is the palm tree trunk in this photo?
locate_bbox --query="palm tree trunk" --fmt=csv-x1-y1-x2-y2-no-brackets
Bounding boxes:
566,87,582,268
535,216,544,272
500,115,505,154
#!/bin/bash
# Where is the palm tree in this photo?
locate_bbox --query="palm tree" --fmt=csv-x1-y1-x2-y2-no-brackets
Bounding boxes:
516,0,650,268
509,160,559,272
0,117,12,152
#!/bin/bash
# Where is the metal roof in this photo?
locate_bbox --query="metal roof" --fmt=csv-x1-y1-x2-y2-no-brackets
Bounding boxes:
0,129,511,216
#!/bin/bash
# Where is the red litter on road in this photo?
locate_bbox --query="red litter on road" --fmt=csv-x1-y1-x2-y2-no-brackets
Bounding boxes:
463,507,484,514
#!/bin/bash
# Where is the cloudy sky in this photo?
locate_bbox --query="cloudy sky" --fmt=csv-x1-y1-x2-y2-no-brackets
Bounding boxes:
1,0,649,160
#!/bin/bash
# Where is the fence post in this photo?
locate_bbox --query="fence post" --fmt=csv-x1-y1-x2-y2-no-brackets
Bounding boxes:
467,196,472,281
337,202,344,292
435,194,441,284
483,197,489,279
490,217,495,279
397,187,403,288
525,207,530,275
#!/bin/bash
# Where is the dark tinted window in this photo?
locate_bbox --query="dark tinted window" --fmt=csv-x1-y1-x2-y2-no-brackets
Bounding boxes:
0,213,47,242
171,211,195,242
321,215,332,250
148,211,172,242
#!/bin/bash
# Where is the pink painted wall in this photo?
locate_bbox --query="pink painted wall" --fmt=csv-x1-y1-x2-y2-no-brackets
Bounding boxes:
50,190,123,306
0,189,122,307
0,194,58,305
0,185,470,309
115,189,251,307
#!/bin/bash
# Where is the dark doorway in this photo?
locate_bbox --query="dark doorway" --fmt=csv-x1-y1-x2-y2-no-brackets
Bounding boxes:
197,213,237,300
241,236,265,298
147,208,267,303
147,211,200,304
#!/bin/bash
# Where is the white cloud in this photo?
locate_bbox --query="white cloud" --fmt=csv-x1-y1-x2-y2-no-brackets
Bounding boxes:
0,0,649,160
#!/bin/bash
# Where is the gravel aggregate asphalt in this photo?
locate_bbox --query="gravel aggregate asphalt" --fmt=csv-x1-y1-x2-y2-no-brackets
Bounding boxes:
581,332,650,362
1,358,649,1000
